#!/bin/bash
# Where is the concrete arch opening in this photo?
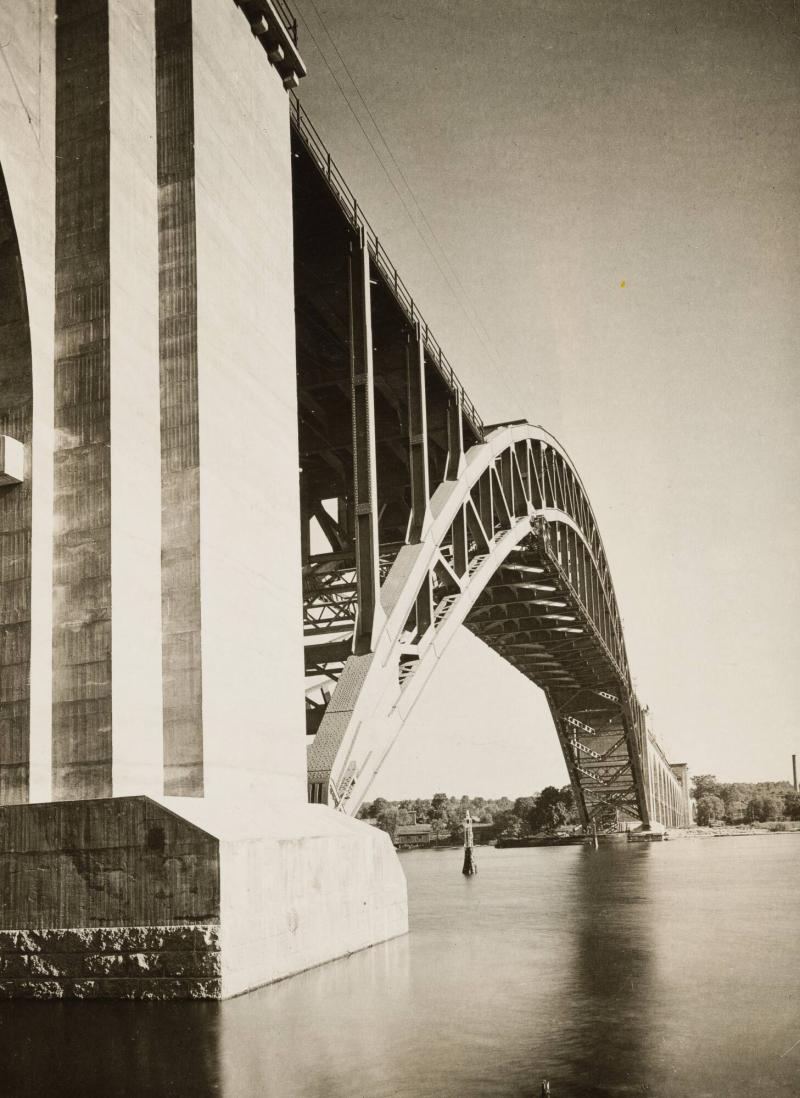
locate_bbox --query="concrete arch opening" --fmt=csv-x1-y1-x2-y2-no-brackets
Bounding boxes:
0,159,33,806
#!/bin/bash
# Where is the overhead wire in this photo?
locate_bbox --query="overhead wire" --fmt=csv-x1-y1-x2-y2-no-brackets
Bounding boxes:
301,0,507,379
294,0,520,413
295,3,478,346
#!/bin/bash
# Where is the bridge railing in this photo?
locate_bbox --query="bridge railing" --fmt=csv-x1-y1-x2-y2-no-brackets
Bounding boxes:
272,0,299,44
290,95,484,442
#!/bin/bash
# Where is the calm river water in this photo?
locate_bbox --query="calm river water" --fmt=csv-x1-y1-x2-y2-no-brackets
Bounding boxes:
1,836,798,1097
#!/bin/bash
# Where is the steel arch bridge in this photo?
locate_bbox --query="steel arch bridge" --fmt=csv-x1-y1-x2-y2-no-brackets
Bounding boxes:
292,99,690,830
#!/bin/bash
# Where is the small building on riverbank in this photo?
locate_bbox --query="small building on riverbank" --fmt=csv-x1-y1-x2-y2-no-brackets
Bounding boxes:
471,822,496,844
396,824,433,849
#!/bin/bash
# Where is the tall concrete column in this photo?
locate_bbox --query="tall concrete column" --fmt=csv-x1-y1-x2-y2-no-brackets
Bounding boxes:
52,0,314,808
0,2,56,807
110,0,163,799
671,762,691,826
191,0,308,806
51,0,163,802
52,0,114,800
156,0,204,797
0,164,33,805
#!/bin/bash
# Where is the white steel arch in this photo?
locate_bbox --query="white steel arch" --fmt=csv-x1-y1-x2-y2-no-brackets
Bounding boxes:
307,422,689,828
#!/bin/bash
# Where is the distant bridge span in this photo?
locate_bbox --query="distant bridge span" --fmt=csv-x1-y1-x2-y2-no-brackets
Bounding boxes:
292,102,691,830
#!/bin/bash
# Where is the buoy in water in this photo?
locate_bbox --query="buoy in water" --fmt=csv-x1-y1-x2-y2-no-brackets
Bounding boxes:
462,811,477,876
462,846,476,875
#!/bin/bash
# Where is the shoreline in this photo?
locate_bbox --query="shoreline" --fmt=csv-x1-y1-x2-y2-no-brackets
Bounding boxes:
396,824,800,852
668,825,800,839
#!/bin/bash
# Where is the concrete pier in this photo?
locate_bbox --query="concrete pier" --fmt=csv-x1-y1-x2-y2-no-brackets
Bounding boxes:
0,0,406,999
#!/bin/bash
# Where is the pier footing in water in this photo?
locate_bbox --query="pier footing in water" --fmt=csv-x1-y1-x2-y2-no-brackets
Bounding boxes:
0,796,408,999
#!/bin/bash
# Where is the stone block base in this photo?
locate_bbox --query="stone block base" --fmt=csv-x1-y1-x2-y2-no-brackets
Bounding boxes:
0,926,221,999
0,797,408,999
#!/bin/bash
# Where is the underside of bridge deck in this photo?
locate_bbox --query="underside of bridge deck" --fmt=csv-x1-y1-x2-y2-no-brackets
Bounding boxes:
291,103,690,831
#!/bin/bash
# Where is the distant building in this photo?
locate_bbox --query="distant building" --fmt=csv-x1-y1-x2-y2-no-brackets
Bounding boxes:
395,824,433,848
471,822,495,845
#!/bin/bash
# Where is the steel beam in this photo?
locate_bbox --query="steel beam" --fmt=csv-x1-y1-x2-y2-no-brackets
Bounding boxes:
477,469,493,535
300,473,311,563
414,573,433,639
406,323,430,541
348,228,381,654
446,391,465,481
620,700,652,828
452,505,468,577
547,691,590,827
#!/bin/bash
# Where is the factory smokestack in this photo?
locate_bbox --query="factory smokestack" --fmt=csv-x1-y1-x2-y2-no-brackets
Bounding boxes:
793,754,798,793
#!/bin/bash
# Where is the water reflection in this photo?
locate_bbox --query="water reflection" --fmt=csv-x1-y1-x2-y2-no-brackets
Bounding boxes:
552,845,657,1096
218,934,411,1098
0,999,223,1097
1,838,798,1097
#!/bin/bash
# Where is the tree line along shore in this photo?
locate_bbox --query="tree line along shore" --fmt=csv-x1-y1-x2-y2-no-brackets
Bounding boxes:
690,775,800,826
357,787,578,844
357,776,800,843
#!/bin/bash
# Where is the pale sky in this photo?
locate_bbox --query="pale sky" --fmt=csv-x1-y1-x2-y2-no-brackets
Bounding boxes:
294,0,800,798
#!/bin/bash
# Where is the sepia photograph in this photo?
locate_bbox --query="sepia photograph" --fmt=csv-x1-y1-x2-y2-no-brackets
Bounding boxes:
0,1,798,1094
